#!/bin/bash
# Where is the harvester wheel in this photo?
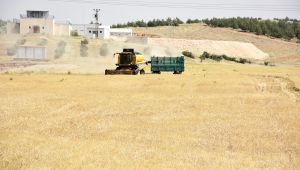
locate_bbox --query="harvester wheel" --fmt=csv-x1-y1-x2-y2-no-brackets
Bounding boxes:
140,69,145,75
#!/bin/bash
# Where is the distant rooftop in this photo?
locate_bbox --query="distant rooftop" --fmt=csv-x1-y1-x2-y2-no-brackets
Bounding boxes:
20,10,54,19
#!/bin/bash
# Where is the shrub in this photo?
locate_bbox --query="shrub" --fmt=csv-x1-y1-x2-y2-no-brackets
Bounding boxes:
264,61,269,66
80,38,89,57
182,50,195,58
80,45,88,57
81,38,89,45
200,51,251,64
71,30,79,36
54,41,66,59
100,43,109,56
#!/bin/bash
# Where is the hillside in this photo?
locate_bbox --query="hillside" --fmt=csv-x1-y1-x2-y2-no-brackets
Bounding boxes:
134,24,300,63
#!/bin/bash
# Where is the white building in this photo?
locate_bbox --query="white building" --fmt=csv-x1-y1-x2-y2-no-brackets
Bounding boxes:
72,24,132,39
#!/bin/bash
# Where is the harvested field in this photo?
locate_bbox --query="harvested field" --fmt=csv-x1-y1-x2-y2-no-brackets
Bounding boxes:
1,61,300,169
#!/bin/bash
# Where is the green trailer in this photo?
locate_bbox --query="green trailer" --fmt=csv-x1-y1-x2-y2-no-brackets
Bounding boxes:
151,56,184,74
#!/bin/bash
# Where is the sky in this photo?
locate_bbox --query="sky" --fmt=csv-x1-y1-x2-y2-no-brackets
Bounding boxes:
0,0,299,25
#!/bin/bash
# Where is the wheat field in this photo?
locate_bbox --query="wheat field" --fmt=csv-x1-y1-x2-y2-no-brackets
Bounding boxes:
1,61,299,169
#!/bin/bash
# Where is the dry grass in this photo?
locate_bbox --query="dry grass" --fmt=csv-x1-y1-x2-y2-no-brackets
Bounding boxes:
1,61,300,169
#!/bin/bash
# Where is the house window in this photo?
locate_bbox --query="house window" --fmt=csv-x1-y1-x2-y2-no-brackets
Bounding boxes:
42,27,44,29
29,26,31,29
100,31,102,33
89,30,91,33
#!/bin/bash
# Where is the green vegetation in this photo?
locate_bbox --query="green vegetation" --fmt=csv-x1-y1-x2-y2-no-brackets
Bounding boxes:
182,51,195,59
200,51,251,64
186,19,201,24
71,30,79,37
182,50,251,64
111,18,184,28
54,41,66,59
201,17,300,40
80,39,88,57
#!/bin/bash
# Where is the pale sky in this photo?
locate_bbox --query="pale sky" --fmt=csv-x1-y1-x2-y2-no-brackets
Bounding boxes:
0,0,299,25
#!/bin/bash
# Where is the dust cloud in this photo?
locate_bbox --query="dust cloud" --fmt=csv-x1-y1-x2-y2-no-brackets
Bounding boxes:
3,35,181,74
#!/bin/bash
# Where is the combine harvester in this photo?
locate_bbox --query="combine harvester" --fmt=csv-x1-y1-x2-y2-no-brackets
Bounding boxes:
105,48,184,75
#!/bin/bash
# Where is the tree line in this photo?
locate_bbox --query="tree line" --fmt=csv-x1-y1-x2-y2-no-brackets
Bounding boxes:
201,17,300,40
111,18,184,28
112,17,300,40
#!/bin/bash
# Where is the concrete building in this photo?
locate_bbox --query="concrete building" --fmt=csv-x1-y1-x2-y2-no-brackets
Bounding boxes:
7,10,71,36
72,24,110,39
72,24,132,39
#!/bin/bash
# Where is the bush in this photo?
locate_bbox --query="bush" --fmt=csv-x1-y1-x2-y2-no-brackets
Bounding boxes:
182,50,195,58
264,61,269,66
71,30,79,37
100,43,109,56
80,39,88,57
54,41,66,59
200,51,251,64
81,38,89,45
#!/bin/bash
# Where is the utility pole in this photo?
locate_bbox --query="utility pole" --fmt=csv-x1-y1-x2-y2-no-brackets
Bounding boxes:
93,9,101,38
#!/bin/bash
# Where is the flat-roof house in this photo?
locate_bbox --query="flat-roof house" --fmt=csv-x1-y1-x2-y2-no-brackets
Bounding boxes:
7,10,71,36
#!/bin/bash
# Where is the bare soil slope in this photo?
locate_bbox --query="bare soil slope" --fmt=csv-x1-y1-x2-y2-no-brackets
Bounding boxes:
148,38,268,59
134,24,300,62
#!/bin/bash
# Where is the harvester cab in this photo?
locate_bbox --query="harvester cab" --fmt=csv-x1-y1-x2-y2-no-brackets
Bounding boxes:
105,49,148,75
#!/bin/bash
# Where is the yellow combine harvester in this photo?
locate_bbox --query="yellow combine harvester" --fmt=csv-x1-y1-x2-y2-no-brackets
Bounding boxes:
105,49,148,75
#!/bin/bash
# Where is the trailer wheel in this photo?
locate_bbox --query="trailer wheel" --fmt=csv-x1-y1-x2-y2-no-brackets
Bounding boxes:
140,69,145,75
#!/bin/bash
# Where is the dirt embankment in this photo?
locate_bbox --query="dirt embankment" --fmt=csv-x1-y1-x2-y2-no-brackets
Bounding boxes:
148,38,268,60
134,24,300,61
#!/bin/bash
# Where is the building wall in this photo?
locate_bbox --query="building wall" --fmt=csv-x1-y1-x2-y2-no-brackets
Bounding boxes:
20,18,55,35
72,24,132,39
55,23,72,36
16,46,47,60
72,24,85,35
110,28,132,37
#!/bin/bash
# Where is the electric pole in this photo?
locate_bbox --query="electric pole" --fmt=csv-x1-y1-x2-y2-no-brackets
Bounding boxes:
93,9,101,38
